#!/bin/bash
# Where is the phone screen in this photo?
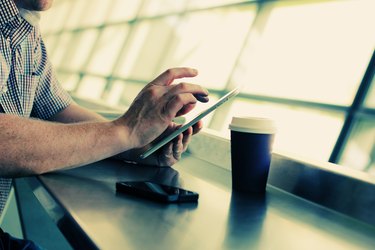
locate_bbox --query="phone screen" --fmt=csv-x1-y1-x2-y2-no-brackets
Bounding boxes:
116,181,199,203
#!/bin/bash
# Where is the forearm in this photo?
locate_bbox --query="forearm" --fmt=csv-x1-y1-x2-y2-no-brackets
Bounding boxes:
0,114,129,177
49,102,107,123
14,67,209,170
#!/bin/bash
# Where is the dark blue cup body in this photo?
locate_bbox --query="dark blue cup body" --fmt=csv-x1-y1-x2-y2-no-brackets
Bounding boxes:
231,130,274,194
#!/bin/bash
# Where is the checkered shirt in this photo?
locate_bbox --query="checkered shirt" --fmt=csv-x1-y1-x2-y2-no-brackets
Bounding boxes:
0,0,73,215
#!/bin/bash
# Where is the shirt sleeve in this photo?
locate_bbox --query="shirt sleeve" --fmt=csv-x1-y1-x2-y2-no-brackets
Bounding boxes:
31,38,73,120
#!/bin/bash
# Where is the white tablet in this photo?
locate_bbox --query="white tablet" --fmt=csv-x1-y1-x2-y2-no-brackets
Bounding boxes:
139,87,240,159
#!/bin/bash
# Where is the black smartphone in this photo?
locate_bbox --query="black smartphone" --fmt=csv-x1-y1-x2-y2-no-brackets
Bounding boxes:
116,181,199,203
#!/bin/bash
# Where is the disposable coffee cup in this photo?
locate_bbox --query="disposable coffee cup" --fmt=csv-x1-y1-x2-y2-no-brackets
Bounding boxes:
229,117,276,194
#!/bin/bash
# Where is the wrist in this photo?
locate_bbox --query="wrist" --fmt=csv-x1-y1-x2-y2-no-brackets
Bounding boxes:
111,118,138,150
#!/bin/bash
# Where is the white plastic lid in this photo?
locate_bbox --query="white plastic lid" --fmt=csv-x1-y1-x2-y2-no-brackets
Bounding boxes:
229,116,276,134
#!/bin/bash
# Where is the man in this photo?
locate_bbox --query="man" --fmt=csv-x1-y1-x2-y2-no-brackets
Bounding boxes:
0,0,209,248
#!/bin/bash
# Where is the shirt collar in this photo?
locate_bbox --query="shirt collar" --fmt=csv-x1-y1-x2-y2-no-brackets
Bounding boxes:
0,0,19,27
18,8,40,26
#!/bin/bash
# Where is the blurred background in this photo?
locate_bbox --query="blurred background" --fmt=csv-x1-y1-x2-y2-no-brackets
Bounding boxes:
40,0,375,175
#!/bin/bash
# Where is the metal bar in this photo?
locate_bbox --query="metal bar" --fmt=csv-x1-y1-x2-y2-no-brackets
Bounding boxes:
329,50,375,163
237,93,349,113
359,107,375,116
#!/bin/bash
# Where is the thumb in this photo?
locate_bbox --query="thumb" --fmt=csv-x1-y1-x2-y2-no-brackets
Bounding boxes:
152,68,198,86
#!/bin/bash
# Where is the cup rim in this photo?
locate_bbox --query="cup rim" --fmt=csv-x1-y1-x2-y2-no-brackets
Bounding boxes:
229,116,276,134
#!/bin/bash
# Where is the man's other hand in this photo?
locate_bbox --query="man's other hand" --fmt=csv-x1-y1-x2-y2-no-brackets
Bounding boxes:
116,120,203,167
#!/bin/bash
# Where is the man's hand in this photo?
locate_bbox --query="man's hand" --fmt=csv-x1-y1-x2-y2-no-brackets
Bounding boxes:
117,120,203,166
115,67,209,150
113,67,208,166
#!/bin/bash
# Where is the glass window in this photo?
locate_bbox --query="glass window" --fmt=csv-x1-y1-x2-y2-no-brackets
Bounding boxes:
64,0,89,30
116,17,180,81
40,0,73,34
340,117,375,174
187,0,244,10
112,81,145,108
76,76,107,100
86,26,130,76
156,6,256,89
232,0,375,105
43,35,59,56
104,80,128,108
45,0,375,174
139,0,187,17
79,0,113,27
215,99,344,161
50,32,73,67
59,30,99,71
365,76,375,108
107,0,142,23
56,72,80,92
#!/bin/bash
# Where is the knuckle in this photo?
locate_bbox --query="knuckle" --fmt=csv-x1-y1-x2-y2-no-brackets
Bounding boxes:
174,95,183,103
165,68,175,77
163,108,174,120
178,82,188,91
145,87,157,98
166,113,175,121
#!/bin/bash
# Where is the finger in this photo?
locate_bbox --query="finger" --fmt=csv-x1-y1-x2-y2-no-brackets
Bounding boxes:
168,82,209,100
165,93,197,118
153,68,198,86
173,134,184,160
182,127,193,152
176,103,196,117
194,94,209,103
163,122,180,135
192,120,203,135
159,142,174,166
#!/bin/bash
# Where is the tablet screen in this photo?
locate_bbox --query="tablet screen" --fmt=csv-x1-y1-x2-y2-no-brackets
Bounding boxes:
139,88,239,159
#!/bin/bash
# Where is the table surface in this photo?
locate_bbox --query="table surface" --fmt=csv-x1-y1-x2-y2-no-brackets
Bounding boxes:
27,157,375,250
